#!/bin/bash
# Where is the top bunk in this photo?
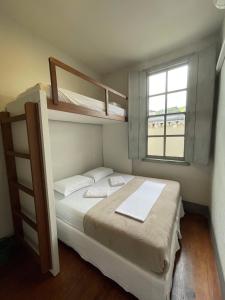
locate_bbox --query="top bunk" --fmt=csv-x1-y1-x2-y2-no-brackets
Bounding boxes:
48,57,128,123
6,57,128,125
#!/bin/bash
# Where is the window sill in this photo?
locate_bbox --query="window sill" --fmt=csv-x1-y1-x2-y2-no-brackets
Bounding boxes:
142,157,190,166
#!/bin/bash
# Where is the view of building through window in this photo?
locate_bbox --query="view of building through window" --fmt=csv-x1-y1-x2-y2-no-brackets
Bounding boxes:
147,64,188,159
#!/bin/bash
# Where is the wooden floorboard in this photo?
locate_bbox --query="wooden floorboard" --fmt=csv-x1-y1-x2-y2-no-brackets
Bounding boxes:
0,214,222,300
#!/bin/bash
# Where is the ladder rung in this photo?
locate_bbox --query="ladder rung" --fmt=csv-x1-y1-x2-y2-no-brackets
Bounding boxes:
14,211,37,231
11,181,34,196
6,150,30,159
1,114,26,124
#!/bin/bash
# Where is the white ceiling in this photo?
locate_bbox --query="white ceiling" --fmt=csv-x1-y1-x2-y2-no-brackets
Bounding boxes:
1,0,224,75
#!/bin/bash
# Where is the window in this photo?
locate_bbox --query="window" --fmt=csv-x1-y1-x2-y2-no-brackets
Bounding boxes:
147,63,188,160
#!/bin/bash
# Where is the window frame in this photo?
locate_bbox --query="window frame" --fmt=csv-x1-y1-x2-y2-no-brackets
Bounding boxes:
146,61,189,161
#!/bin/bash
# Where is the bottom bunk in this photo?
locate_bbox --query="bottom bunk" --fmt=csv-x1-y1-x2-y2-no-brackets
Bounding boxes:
54,169,184,300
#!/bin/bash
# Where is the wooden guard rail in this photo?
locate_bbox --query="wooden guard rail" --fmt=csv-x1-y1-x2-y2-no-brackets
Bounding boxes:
49,57,128,116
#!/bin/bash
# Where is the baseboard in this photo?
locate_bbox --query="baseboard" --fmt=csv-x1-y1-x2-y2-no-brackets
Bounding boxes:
182,200,209,218
210,223,225,299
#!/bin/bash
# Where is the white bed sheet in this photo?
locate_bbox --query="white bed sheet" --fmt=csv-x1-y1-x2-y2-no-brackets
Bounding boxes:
47,86,126,116
55,172,134,232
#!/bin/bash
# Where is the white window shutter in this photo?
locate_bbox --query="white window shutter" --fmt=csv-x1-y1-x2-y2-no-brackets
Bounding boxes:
128,71,140,159
184,54,198,162
128,71,147,159
193,45,217,165
138,71,147,159
185,45,217,164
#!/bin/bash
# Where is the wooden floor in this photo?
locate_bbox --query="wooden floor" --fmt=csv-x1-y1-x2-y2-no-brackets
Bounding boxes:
0,214,222,300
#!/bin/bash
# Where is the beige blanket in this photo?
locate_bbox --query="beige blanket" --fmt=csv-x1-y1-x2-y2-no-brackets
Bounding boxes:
83,176,181,274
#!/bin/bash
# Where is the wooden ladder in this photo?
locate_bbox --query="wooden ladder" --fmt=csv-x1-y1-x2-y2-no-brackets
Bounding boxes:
0,102,51,273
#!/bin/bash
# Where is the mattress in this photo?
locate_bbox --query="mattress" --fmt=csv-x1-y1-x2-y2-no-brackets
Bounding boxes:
16,83,127,116
55,172,134,232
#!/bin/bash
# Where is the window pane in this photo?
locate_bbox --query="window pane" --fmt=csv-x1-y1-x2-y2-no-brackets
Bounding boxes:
166,114,185,135
167,91,187,113
149,72,166,95
148,116,164,135
165,137,184,157
167,65,188,92
148,137,164,156
149,95,165,115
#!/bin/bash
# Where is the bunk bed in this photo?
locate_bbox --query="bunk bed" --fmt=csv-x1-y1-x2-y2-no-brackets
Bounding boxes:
0,57,128,272
0,57,184,300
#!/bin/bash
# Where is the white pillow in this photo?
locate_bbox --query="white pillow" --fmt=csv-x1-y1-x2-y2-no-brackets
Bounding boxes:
83,167,113,182
54,175,93,196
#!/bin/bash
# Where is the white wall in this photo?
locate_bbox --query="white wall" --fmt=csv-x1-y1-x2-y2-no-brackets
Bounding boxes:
211,18,225,288
0,13,103,111
102,123,212,206
49,121,103,180
0,14,102,238
103,36,218,206
133,160,212,206
103,124,132,174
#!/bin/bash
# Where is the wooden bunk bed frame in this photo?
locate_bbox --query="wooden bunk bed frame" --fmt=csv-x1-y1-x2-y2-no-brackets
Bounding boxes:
48,57,128,122
0,58,128,274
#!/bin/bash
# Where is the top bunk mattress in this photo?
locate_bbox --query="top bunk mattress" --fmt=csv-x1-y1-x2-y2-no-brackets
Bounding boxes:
15,83,127,117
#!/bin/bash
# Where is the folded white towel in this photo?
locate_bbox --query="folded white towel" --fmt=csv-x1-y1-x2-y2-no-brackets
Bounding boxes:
109,176,126,187
84,187,109,198
116,181,166,222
